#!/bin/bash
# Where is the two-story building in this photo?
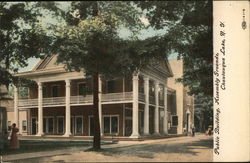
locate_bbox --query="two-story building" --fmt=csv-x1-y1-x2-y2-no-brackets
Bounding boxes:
11,55,175,139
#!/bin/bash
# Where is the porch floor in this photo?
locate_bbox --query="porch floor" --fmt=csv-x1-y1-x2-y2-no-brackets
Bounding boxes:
17,134,184,141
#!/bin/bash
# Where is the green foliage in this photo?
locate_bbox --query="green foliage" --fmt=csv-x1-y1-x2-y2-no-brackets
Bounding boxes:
53,1,147,79
0,2,63,89
137,1,213,97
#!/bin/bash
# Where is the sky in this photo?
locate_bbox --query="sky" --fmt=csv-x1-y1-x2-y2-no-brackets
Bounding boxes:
18,2,177,72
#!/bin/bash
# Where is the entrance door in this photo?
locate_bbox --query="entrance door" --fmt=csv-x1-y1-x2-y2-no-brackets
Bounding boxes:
186,114,190,133
71,117,74,135
47,117,54,133
89,117,94,136
139,111,144,135
125,119,132,136
57,117,64,134
124,109,132,136
149,107,154,134
75,116,83,135
31,117,37,135
159,109,164,134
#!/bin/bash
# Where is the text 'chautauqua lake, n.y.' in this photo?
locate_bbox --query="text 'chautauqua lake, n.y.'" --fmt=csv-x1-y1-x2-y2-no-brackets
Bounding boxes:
214,21,227,156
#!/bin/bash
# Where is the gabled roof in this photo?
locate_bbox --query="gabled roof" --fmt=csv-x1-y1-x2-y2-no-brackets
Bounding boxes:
146,59,174,78
14,55,66,78
32,54,63,71
16,55,173,79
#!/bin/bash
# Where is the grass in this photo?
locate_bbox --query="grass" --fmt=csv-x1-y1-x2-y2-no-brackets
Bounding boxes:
0,140,112,155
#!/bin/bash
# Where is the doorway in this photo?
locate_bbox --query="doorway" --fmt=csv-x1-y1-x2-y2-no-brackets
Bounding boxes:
57,116,64,134
124,109,132,136
186,113,190,133
31,117,37,135
89,116,94,136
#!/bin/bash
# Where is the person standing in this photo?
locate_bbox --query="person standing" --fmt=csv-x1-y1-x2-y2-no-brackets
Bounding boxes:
10,123,19,149
192,125,195,137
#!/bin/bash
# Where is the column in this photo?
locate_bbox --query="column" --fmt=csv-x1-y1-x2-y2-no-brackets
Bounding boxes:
163,86,168,135
64,79,72,137
13,86,19,127
143,77,150,135
98,76,103,136
130,74,140,138
154,80,160,135
37,82,44,136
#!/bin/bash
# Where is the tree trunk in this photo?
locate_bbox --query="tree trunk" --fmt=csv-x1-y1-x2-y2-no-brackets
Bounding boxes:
92,71,101,150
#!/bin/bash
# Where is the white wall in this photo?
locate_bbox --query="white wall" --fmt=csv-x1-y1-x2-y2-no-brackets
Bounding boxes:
7,110,28,135
168,60,184,134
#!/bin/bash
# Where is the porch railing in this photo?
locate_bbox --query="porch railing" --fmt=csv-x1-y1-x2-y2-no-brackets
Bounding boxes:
18,99,38,107
159,99,164,106
139,93,145,102
18,92,133,107
149,96,155,105
102,92,133,103
43,97,65,106
18,92,165,107
70,95,93,104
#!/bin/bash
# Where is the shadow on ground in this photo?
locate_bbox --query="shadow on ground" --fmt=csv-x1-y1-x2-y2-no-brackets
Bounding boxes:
98,138,213,159
11,137,213,162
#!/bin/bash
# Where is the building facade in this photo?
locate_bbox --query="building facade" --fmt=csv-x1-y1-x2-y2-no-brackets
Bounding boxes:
168,59,195,135
11,55,175,138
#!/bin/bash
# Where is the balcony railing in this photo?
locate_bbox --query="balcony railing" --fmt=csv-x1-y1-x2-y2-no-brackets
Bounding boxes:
139,93,145,102
18,99,38,107
18,92,164,108
71,95,93,104
102,92,133,103
159,99,164,106
18,92,133,107
149,96,155,105
43,97,65,106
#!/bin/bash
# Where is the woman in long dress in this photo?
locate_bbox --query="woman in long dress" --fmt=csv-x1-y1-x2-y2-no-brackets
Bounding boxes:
10,123,20,149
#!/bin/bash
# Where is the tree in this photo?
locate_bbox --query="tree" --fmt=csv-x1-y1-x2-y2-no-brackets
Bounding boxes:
0,2,64,90
136,1,213,130
52,1,146,150
136,1,213,97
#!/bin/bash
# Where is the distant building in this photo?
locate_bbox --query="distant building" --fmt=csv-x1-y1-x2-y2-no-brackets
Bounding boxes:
0,85,27,135
168,59,195,135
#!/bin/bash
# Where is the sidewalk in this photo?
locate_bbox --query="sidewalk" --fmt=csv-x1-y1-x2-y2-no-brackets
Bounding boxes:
2,134,211,162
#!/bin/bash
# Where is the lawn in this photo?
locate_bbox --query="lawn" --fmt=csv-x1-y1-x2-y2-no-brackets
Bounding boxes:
0,140,111,155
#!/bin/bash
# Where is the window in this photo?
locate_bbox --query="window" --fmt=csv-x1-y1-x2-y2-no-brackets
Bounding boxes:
75,116,83,134
71,117,74,134
22,120,27,131
172,115,178,126
158,85,164,100
104,117,110,134
111,117,118,133
139,76,144,93
78,83,87,96
106,80,115,93
149,81,155,96
43,118,46,133
104,116,118,134
43,117,54,133
125,109,132,118
7,121,11,131
52,85,59,97
48,118,54,133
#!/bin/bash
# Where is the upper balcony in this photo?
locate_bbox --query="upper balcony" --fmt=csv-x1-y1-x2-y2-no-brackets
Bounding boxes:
18,92,133,108
17,76,165,108
18,92,165,108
